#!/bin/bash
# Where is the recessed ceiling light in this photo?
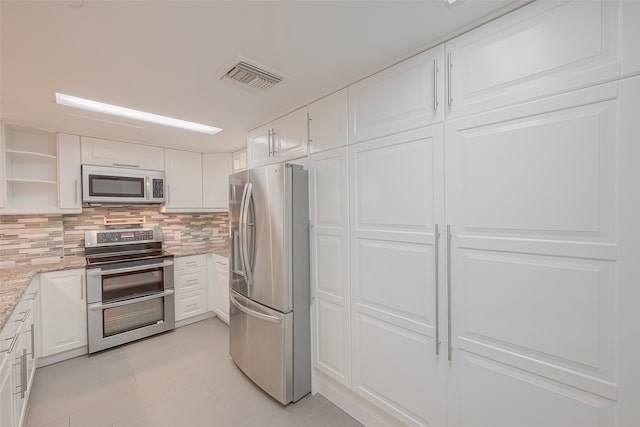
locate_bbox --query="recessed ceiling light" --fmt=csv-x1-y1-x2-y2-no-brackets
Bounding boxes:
444,0,463,5
54,93,222,135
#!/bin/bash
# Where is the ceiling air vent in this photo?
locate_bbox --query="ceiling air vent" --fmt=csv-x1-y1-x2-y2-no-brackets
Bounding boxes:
222,61,284,92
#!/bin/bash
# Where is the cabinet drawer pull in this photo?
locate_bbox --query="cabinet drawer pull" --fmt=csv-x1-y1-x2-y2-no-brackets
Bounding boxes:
446,224,452,362
2,332,20,354
186,303,198,308
434,224,440,356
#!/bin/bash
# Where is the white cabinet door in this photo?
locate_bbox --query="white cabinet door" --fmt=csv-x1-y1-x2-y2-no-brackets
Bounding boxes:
248,124,273,168
80,136,164,170
444,0,620,119
0,123,5,209
175,289,208,322
309,89,348,154
272,107,308,161
10,332,24,427
349,44,444,144
40,269,87,357
349,125,445,427
202,153,232,210
445,83,619,427
232,149,247,172
57,133,81,212
310,147,351,387
164,149,203,209
622,1,640,76
213,255,229,324
0,354,12,427
618,76,640,427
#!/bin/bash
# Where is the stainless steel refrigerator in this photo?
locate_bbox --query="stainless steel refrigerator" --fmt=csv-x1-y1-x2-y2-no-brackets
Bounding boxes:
228,162,311,405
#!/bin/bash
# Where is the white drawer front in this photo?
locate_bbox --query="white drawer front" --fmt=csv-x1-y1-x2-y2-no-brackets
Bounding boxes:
175,289,207,321
175,268,206,292
174,255,206,271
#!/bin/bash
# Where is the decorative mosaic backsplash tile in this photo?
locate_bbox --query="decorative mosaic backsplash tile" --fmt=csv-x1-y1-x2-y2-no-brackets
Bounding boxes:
0,206,229,268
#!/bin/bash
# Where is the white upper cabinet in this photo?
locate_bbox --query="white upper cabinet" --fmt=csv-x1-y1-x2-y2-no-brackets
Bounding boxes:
348,44,444,144
309,89,348,154
57,133,81,213
202,153,232,210
80,136,165,171
1,123,59,214
232,149,247,172
622,0,640,76
164,149,203,209
444,0,620,119
248,107,308,167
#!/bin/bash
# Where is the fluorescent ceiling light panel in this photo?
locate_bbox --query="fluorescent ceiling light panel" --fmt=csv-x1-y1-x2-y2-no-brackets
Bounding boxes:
55,93,222,135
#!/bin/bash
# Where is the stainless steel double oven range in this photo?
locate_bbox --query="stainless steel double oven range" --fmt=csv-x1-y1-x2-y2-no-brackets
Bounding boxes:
84,226,175,353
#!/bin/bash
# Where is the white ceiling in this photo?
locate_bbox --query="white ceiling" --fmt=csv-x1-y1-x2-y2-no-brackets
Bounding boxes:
1,0,523,153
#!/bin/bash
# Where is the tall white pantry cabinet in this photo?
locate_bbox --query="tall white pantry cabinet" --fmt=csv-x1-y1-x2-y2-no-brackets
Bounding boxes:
307,1,640,426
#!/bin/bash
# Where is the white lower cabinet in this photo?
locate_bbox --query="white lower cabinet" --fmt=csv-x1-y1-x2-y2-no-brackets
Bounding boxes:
40,269,87,357
445,82,620,427
0,352,12,427
212,254,229,324
174,255,208,323
309,147,351,386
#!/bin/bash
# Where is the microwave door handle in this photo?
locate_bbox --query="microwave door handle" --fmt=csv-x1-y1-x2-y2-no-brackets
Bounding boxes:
145,176,151,200
88,289,175,310
86,260,174,276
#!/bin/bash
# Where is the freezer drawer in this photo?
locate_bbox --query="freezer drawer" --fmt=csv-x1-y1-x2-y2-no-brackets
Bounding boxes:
229,290,294,404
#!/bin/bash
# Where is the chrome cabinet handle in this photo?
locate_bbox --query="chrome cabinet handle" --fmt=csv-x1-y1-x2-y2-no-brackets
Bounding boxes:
81,274,84,300
433,59,439,111
30,323,35,359
87,260,174,276
89,289,175,310
113,163,140,168
267,129,272,157
307,112,313,144
230,294,282,324
21,349,27,398
74,179,79,204
447,224,452,361
434,224,440,355
447,53,453,107
167,184,171,204
2,332,19,354
271,129,277,154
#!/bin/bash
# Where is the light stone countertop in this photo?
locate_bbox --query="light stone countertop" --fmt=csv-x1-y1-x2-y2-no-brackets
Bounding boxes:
0,257,87,330
166,246,229,259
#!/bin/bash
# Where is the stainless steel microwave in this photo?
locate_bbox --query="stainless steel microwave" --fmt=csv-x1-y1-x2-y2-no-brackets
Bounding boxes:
82,165,165,204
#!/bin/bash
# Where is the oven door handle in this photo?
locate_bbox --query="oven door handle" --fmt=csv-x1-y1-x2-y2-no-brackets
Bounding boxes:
86,260,174,276
88,289,175,311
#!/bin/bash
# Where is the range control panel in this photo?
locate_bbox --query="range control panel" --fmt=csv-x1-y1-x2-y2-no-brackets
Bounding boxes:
85,226,162,247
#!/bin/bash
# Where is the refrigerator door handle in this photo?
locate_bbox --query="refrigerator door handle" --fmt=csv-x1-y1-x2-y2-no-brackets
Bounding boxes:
230,294,283,324
239,182,253,285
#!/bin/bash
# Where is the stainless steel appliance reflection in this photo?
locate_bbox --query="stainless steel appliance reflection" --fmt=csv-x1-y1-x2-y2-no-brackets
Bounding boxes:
228,163,310,405
84,226,174,353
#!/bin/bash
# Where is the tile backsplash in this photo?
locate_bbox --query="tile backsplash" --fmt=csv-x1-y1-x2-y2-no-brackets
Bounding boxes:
0,206,229,268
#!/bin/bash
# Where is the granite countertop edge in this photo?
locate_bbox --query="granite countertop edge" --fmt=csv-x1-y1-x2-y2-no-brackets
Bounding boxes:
0,257,87,331
166,247,230,258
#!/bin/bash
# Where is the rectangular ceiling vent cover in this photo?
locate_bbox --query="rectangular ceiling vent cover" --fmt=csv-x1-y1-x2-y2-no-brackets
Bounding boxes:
222,61,284,92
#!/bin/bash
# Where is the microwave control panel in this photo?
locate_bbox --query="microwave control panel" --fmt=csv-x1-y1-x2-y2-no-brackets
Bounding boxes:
152,179,164,198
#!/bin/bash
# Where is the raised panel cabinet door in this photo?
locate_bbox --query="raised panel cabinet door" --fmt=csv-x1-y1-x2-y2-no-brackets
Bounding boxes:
248,124,274,168
202,153,232,209
622,0,640,76
309,147,351,386
57,133,81,212
214,255,229,324
272,107,309,161
175,289,207,321
80,136,164,170
444,0,620,119
0,356,13,427
348,44,445,145
444,83,620,427
349,125,445,427
309,89,348,154
40,269,87,357
164,149,203,209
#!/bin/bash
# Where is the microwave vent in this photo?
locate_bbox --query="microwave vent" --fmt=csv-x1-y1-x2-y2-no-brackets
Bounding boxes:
222,61,284,92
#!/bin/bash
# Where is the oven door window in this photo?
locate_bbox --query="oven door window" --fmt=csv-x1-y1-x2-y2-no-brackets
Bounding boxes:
101,269,163,301
89,174,145,198
103,298,164,337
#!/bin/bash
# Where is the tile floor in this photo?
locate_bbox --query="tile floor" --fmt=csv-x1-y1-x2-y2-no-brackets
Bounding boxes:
25,318,362,427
